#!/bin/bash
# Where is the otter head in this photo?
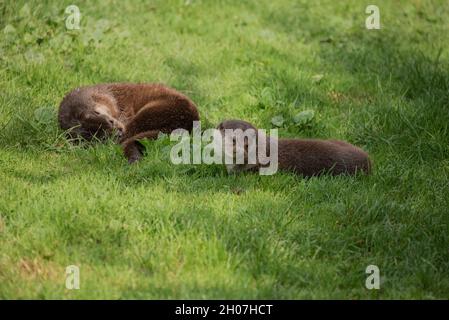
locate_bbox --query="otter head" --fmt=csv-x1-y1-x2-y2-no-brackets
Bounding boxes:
216,120,260,173
59,91,125,142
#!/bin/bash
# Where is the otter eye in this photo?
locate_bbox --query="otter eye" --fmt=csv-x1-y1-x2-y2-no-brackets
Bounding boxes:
94,111,100,115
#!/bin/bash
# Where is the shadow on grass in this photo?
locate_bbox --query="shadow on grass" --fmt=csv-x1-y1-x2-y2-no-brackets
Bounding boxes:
321,32,449,162
255,6,449,162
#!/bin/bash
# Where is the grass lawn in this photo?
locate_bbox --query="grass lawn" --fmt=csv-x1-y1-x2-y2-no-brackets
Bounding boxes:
1,0,449,299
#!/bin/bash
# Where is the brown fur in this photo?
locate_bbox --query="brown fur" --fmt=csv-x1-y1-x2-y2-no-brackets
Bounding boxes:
217,120,372,176
58,83,200,163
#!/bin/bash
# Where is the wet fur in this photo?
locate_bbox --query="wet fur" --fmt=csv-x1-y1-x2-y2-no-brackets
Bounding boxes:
58,83,200,163
217,120,372,176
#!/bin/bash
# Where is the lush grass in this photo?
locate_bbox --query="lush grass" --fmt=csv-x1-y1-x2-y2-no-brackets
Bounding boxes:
1,0,449,299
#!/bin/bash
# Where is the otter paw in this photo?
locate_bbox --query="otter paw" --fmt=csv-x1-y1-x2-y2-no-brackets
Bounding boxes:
127,153,142,164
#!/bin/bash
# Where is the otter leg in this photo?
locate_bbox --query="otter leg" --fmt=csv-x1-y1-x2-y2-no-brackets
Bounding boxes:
122,99,197,140
121,130,160,164
120,99,198,163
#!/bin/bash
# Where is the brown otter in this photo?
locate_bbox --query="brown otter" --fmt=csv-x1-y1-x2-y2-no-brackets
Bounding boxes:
217,119,372,176
58,83,200,163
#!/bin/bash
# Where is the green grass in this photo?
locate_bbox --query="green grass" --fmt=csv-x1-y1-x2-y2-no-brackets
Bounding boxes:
1,0,449,299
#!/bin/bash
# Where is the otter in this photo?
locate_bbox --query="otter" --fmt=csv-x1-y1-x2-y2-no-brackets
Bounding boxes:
58,83,200,163
217,119,371,176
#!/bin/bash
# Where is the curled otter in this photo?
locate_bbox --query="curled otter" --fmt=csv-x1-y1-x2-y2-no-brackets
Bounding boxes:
58,83,200,163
